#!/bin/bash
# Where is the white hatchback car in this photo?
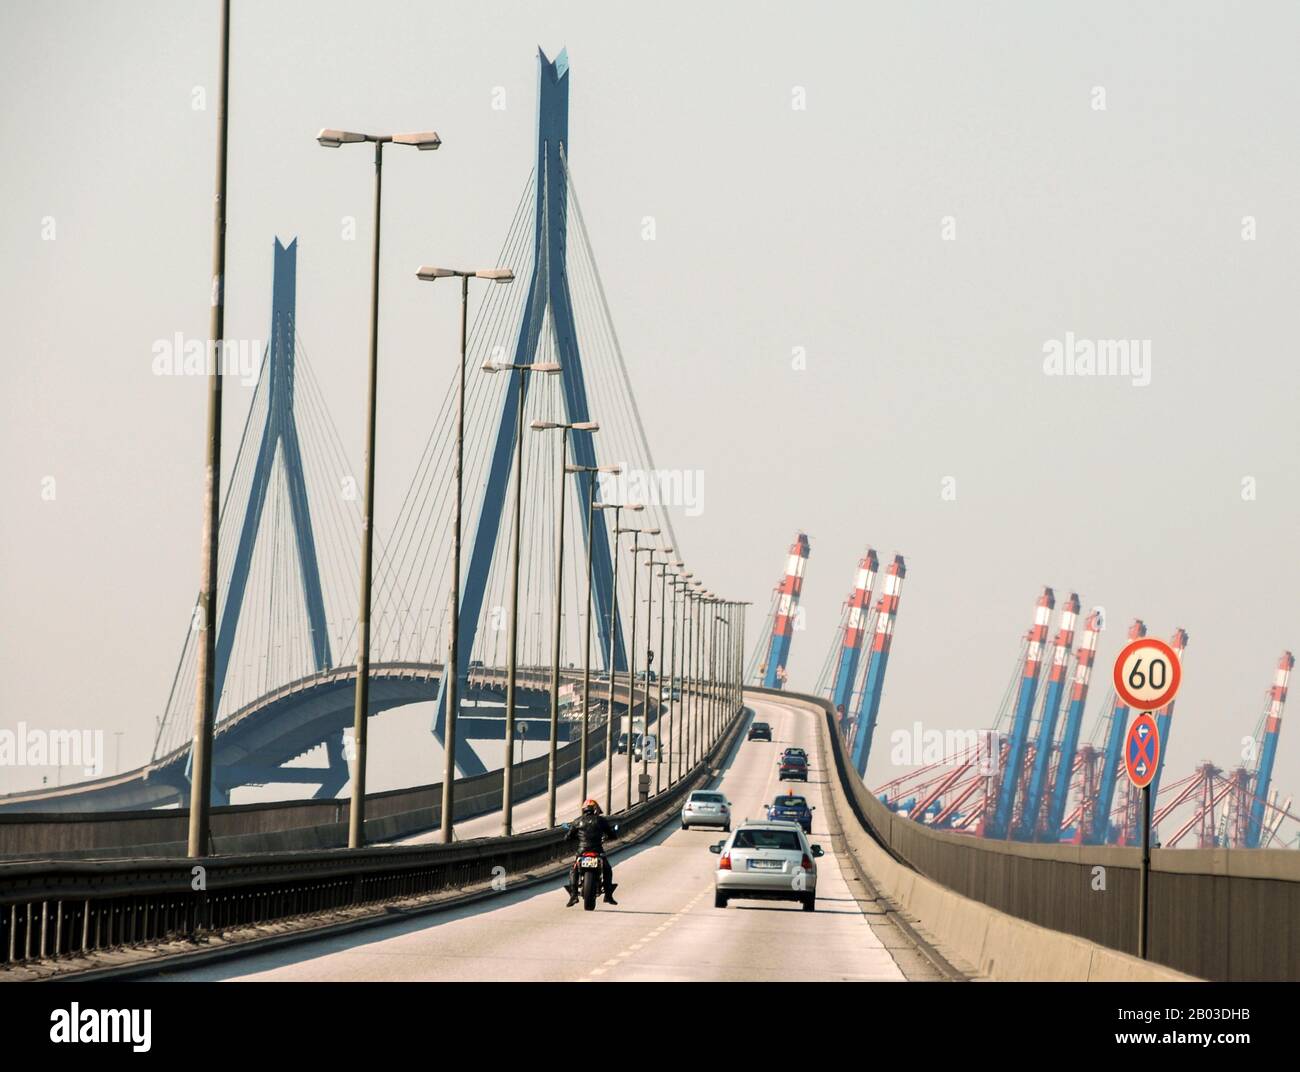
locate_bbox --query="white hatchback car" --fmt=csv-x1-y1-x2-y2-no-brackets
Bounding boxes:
710,820,823,911
681,789,732,830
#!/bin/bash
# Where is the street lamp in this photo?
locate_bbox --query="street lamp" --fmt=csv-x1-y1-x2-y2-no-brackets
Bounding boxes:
667,568,692,783
415,265,514,844
481,358,562,834
645,550,673,794
532,418,600,828
728,601,752,721
566,463,622,803
617,525,661,809
592,501,643,811
319,126,441,849
187,0,231,859
691,581,707,765
714,606,731,741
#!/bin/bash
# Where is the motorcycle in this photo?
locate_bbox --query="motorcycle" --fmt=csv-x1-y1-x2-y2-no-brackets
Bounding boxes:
563,822,620,911
574,850,609,911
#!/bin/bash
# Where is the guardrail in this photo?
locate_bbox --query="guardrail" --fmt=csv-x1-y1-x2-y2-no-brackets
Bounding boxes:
0,674,662,860
0,723,612,861
0,698,746,972
768,686,1300,981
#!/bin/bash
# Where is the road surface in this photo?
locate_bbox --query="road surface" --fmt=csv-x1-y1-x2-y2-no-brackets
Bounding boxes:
152,695,912,981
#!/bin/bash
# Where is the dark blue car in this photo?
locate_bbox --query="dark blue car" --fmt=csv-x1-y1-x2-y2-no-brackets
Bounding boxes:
766,794,814,833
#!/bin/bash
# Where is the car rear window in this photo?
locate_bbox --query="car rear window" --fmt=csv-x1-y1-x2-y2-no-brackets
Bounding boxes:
773,797,805,808
733,829,802,851
782,755,806,765
692,792,725,803
752,723,769,729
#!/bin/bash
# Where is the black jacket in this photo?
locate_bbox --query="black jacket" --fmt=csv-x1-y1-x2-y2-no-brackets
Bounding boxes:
565,812,618,853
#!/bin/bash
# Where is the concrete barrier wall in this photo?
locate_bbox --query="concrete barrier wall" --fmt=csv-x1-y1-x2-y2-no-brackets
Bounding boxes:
0,723,609,860
766,686,1300,982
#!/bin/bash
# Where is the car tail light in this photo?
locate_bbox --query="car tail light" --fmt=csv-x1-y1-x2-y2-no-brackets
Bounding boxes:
719,852,732,870
801,854,814,871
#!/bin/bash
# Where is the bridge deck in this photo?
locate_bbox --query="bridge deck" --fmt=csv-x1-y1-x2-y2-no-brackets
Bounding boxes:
142,695,923,982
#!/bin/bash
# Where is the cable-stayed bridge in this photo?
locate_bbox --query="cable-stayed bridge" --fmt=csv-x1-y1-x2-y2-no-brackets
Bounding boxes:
0,49,683,813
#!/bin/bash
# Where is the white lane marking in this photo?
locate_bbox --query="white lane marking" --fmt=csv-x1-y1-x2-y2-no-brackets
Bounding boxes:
585,881,714,978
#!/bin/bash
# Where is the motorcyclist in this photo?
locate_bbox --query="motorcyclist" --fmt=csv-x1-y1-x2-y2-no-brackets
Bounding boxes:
563,798,619,906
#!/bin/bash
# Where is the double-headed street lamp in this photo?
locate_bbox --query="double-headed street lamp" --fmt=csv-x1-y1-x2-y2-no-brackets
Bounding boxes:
532,418,600,828
713,603,731,740
482,358,562,835
727,601,752,720
666,568,692,784
592,501,643,811
697,589,713,755
564,463,622,804
686,582,707,764
678,577,697,773
318,126,441,849
415,266,515,844
643,548,673,793
617,525,661,809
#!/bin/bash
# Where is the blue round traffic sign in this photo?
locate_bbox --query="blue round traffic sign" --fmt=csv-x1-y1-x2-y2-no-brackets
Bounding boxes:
1124,712,1160,789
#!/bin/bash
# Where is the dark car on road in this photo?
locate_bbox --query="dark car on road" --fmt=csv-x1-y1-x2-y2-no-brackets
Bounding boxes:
766,794,814,832
778,753,808,782
747,722,772,742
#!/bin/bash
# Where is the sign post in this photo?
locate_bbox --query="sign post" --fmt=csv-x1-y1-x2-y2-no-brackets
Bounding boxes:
1113,637,1181,960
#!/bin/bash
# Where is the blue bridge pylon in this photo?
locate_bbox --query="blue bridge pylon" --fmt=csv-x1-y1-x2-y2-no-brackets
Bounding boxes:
431,48,627,775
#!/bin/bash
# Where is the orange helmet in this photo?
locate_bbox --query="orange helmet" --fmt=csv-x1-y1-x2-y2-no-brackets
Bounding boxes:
582,798,601,814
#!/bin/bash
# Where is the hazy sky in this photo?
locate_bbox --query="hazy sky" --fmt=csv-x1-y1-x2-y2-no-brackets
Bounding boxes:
2,1,1298,817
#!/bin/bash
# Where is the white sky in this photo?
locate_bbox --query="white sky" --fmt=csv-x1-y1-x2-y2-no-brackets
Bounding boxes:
2,1,1298,813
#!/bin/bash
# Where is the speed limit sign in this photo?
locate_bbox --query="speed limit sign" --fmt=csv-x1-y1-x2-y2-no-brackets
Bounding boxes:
1113,637,1182,711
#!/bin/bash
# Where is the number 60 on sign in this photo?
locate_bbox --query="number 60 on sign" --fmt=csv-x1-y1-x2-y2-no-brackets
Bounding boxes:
1113,637,1182,712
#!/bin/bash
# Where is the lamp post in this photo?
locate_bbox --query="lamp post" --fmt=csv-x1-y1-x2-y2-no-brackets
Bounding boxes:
644,550,672,794
692,583,707,763
532,419,600,828
700,592,715,749
592,501,643,811
566,464,622,802
714,606,731,739
187,0,231,859
318,126,441,849
415,266,514,844
653,559,671,792
681,583,697,770
667,568,691,783
616,526,661,808
724,601,750,722
481,358,562,835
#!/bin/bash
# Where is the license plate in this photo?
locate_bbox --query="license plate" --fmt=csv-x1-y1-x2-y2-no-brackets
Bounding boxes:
749,859,782,870
579,857,601,869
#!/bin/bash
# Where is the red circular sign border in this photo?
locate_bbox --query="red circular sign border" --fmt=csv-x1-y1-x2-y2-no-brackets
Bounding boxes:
1125,711,1161,789
1113,637,1182,711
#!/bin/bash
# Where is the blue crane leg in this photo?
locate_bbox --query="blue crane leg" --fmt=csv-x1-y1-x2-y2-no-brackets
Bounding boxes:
849,648,892,776
1015,674,1068,840
988,673,1043,840
1043,694,1087,840
1087,701,1131,844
